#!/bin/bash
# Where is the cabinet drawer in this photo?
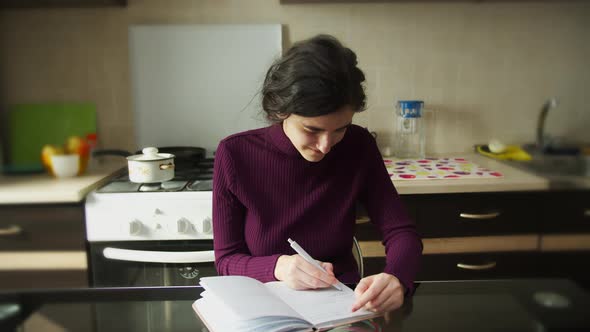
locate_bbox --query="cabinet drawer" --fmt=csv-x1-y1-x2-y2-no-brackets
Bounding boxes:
363,252,550,281
355,195,418,241
414,252,541,281
365,253,540,281
0,204,85,251
541,191,590,233
0,270,88,290
408,193,541,237
359,237,539,280
540,251,590,290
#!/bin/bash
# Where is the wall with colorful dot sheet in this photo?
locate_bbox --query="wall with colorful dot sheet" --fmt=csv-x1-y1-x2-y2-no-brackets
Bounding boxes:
385,158,503,180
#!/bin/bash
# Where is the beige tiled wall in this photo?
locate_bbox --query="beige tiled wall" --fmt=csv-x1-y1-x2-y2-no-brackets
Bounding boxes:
1,0,589,155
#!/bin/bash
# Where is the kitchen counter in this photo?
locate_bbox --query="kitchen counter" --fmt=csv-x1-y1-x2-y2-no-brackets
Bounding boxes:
392,153,549,195
0,153,567,204
0,278,588,331
0,162,126,204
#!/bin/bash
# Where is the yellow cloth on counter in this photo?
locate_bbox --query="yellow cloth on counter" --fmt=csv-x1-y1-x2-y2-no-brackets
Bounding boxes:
476,145,532,161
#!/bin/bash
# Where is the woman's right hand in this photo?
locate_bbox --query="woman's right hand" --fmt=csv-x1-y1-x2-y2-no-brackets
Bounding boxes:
274,254,339,290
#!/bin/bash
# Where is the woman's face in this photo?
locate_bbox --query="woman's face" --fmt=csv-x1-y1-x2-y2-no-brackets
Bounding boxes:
282,106,355,162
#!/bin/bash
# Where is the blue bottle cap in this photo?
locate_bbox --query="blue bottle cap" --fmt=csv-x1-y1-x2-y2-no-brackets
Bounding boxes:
397,100,424,118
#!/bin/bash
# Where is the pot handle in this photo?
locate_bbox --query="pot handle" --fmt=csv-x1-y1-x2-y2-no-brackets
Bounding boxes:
160,163,175,170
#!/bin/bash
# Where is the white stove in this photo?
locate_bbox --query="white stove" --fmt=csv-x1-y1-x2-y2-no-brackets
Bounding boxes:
85,190,213,242
85,158,214,242
84,158,217,288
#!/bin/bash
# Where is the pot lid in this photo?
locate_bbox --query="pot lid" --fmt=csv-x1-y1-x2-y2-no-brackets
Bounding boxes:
127,147,175,162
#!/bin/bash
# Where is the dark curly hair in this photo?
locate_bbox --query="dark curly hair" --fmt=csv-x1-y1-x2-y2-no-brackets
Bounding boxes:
261,34,366,123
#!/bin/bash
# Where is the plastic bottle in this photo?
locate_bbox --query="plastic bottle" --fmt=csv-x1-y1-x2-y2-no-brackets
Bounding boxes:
86,133,98,171
393,100,425,159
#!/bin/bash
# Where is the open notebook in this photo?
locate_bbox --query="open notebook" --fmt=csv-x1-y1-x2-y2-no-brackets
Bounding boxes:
192,276,379,332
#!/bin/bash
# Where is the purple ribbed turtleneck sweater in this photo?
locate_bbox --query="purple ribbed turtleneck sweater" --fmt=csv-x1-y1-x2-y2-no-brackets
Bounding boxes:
213,123,422,293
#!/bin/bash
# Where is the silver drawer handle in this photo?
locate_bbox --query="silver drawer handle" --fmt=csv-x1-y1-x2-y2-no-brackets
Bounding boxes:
459,212,501,220
0,225,23,237
584,209,590,218
457,261,497,270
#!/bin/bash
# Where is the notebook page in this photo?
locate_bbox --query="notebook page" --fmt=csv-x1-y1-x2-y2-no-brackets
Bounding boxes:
193,298,235,331
265,282,373,326
200,276,305,321
194,295,312,332
235,317,313,332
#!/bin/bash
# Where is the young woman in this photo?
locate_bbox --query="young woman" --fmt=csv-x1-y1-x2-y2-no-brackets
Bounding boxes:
213,34,422,314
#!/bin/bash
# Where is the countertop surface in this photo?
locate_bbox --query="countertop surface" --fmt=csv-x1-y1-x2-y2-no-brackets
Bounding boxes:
392,153,550,195
0,278,588,332
1,153,587,204
0,161,126,205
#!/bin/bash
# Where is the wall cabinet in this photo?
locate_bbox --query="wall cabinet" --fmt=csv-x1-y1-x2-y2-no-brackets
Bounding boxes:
0,203,88,289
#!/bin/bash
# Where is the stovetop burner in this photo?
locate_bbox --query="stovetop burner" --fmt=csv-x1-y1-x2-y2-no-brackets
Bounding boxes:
97,158,214,193
186,179,213,191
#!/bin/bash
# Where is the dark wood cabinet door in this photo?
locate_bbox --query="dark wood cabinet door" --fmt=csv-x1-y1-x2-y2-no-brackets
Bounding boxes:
540,191,590,233
356,189,590,285
363,252,541,281
537,251,590,290
415,252,542,281
357,192,543,239
0,204,85,251
0,204,88,289
0,270,88,289
408,192,542,237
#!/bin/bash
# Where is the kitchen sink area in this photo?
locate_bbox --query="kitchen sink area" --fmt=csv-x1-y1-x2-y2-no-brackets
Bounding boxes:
502,148,590,190
499,97,590,190
521,154,586,176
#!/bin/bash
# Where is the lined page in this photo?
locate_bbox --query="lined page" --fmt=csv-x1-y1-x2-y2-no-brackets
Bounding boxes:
265,282,374,326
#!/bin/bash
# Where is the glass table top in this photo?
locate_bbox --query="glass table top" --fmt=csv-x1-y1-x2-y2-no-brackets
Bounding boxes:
1,279,588,332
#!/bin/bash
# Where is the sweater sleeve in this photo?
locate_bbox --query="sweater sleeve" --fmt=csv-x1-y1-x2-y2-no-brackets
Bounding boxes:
212,141,281,282
358,134,423,295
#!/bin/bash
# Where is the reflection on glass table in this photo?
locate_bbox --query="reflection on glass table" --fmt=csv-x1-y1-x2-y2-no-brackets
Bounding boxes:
0,279,589,332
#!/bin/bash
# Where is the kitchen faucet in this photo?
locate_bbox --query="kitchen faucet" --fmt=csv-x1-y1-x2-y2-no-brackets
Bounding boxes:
536,97,559,151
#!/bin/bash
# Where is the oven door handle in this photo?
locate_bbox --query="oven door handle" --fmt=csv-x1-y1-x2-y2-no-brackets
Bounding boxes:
103,247,215,263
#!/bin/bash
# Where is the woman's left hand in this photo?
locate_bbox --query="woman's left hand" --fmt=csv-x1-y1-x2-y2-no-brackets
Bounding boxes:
351,273,404,313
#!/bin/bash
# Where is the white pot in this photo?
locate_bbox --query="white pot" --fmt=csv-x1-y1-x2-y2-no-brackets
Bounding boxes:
126,147,175,183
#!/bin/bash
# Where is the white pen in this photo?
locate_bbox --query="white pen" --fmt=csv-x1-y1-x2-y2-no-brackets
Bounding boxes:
288,238,342,291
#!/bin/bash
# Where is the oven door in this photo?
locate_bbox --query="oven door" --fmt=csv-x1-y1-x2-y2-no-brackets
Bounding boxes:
89,240,214,332
89,240,216,287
